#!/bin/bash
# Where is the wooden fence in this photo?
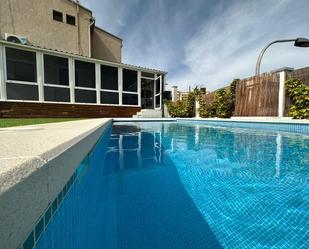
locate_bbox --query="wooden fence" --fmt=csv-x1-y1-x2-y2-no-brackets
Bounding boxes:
201,67,309,117
234,73,280,116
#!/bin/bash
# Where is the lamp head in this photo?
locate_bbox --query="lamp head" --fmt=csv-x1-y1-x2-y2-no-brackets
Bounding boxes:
294,37,309,47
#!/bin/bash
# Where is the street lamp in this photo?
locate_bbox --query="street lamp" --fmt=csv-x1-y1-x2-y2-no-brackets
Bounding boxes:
255,37,309,76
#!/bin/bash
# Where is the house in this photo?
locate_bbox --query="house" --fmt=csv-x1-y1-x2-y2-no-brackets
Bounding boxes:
0,0,166,118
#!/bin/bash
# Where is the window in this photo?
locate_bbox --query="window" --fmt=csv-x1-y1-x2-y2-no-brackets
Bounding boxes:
7,84,38,101
44,86,70,102
75,89,96,103
123,93,138,105
53,10,63,22
44,54,69,86
101,92,119,104
66,15,76,25
101,65,118,90
123,69,137,92
75,60,95,88
6,47,37,82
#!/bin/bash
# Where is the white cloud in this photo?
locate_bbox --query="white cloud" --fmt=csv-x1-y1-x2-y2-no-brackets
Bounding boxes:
81,0,309,91
169,0,309,91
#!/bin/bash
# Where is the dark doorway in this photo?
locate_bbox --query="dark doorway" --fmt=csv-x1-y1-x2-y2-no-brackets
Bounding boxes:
141,78,154,109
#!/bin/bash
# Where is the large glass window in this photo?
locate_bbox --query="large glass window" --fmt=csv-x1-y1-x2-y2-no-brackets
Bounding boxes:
123,69,137,92
101,65,118,90
44,54,69,86
44,86,70,102
75,89,96,103
123,93,138,105
7,84,38,100
101,91,119,104
75,60,95,88
6,47,37,82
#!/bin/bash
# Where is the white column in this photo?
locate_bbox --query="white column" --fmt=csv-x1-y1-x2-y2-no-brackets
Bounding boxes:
137,70,141,107
69,58,75,103
95,63,101,104
36,52,44,102
118,67,123,105
195,100,200,118
171,86,177,102
278,71,286,118
0,44,6,100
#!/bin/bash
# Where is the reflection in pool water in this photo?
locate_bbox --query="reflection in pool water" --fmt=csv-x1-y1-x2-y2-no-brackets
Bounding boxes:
37,121,309,249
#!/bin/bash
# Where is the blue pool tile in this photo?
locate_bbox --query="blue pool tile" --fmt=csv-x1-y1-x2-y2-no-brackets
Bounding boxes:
32,122,309,249
23,231,34,249
35,216,44,241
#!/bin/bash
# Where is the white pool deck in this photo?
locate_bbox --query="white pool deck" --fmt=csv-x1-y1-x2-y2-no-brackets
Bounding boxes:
0,116,308,249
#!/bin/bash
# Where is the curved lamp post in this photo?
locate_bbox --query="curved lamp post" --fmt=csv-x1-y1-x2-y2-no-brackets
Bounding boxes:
256,37,309,76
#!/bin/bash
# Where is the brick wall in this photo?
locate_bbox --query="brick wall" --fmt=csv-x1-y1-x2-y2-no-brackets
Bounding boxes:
0,102,140,118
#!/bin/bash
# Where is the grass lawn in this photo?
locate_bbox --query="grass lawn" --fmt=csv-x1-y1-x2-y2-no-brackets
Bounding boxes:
0,118,83,128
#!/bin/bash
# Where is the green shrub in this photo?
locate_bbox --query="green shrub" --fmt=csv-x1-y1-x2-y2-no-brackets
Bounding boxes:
285,79,309,119
198,96,216,118
199,79,238,118
166,88,200,118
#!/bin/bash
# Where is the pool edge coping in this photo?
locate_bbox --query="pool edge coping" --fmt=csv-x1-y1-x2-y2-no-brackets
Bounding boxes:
0,118,112,249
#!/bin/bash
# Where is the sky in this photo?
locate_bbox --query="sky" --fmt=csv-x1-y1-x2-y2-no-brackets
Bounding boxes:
81,0,309,91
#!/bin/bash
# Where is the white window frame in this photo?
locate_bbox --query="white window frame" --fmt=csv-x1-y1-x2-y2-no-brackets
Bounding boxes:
4,45,40,102
0,44,7,100
0,41,165,107
120,68,139,106
74,59,97,104
42,52,71,103
154,74,162,109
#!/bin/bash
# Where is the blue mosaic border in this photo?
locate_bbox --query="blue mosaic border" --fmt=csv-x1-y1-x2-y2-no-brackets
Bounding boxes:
17,124,112,249
17,171,78,249
178,119,309,135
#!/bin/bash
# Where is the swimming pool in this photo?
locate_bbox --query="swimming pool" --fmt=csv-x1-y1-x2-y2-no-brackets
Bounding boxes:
32,121,308,249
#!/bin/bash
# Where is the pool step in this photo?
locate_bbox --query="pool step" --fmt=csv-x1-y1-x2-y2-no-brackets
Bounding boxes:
133,109,163,118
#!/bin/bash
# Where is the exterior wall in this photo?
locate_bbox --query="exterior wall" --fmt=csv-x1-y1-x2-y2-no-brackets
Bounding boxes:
91,26,122,63
0,101,141,118
0,0,92,57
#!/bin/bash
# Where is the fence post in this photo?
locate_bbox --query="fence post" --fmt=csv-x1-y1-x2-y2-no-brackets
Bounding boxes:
278,71,286,118
195,99,200,118
171,86,177,102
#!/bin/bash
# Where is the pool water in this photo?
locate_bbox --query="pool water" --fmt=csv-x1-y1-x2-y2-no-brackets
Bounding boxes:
37,121,309,249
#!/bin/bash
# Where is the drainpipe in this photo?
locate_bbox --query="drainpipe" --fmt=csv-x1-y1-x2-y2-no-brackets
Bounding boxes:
88,18,95,57
76,2,82,54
